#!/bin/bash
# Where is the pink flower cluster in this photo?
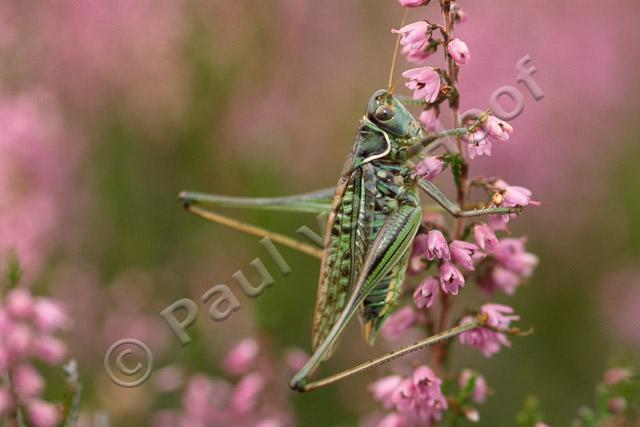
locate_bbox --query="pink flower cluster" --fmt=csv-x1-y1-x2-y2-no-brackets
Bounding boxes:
370,366,447,427
405,215,537,302
0,92,69,281
0,288,69,427
368,1,540,424
154,338,305,427
458,304,520,357
463,115,514,159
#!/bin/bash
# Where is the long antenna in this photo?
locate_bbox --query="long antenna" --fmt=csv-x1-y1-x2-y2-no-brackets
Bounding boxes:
387,8,409,94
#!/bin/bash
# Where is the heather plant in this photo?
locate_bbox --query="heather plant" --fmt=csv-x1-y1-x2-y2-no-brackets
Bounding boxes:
0,256,78,427
152,338,303,427
362,1,540,424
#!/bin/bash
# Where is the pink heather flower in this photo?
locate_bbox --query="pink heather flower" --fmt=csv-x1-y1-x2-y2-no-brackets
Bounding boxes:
0,387,13,416
419,109,441,132
392,21,428,47
495,182,540,208
603,367,633,386
482,303,520,329
534,423,550,427
5,323,32,356
449,240,482,270
407,255,426,275
32,336,66,364
408,234,428,274
414,156,445,181
459,369,489,404
465,136,492,159
483,116,513,142
411,233,429,259
458,316,510,357
607,397,627,414
284,347,309,372
491,266,521,295
451,3,467,23
391,366,447,423
492,238,539,278
447,39,471,65
32,299,68,332
369,375,404,409
488,214,510,232
13,363,44,398
413,277,439,309
426,230,450,261
392,21,433,64
0,93,69,280
459,304,519,357
398,0,429,7
377,413,406,427
402,67,441,103
223,338,259,376
382,307,416,340
230,372,265,414
183,375,217,422
26,400,61,427
439,262,465,295
474,223,498,251
6,289,34,319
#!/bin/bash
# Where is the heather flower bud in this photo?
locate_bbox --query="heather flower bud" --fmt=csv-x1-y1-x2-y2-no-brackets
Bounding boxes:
392,21,429,47
32,299,68,332
223,338,259,376
369,375,404,408
459,369,489,404
474,223,498,250
414,156,445,181
447,39,471,65
231,372,265,414
13,363,44,398
450,240,482,270
466,137,492,159
459,304,519,357
32,336,66,364
381,307,416,340
413,276,439,308
502,186,540,207
402,67,441,103
451,3,468,23
419,108,441,132
6,289,34,319
426,229,450,260
603,367,633,386
284,348,309,372
398,0,430,7
439,262,465,295
488,214,510,231
483,115,513,142
607,396,627,414
27,400,61,427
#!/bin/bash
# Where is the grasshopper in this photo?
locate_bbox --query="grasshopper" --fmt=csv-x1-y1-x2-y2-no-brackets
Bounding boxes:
179,89,519,392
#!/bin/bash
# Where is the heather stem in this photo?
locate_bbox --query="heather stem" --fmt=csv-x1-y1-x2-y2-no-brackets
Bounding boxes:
434,0,470,374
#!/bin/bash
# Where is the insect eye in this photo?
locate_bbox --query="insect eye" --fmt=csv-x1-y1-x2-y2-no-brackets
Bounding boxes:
374,105,395,122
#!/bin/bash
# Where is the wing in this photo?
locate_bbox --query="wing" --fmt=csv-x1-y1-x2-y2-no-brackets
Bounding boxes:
311,127,388,358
